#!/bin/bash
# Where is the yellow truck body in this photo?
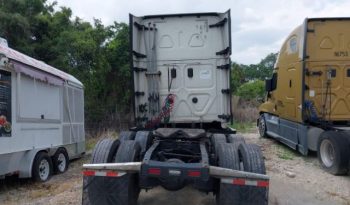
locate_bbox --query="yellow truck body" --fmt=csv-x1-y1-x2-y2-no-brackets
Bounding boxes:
259,18,350,175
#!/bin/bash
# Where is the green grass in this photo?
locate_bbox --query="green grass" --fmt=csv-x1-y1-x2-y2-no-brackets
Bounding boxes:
86,137,100,151
229,122,256,133
275,145,296,160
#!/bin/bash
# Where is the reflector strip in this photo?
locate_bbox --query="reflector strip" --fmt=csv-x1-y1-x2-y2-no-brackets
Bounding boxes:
221,178,269,187
83,170,95,176
232,179,245,185
82,170,126,177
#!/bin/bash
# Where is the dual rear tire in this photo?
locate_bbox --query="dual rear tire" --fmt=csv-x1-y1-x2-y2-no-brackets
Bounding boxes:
317,131,350,175
215,135,268,205
85,135,144,205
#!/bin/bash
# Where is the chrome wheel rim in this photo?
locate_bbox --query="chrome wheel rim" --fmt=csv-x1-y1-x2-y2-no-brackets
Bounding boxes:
39,159,50,180
57,153,67,172
320,139,335,168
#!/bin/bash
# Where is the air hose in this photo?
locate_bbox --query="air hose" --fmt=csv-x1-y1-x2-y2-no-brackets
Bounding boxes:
145,94,175,128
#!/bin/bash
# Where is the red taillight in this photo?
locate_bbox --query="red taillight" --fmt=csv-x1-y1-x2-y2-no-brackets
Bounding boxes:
148,168,161,175
187,170,201,177
82,170,95,176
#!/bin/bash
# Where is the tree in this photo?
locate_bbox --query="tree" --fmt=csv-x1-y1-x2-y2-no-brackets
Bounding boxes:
0,1,133,128
231,53,277,93
240,53,278,81
236,80,265,101
231,62,245,93
256,52,277,79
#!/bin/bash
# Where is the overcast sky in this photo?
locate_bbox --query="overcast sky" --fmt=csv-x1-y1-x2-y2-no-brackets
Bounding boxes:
50,0,350,64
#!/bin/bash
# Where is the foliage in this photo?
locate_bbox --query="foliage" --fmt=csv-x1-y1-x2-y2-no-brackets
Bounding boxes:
243,53,277,80
230,62,245,92
236,80,265,101
231,53,277,94
0,0,131,127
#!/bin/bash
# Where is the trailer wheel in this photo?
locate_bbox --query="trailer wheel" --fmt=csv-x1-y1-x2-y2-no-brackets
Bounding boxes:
32,152,53,182
317,131,350,175
227,134,245,148
216,143,241,205
211,134,227,158
84,138,120,205
258,114,268,138
112,140,141,205
119,131,136,141
134,131,152,156
52,148,69,174
237,143,268,205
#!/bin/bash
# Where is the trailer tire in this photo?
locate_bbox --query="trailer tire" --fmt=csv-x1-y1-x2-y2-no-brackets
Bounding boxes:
258,114,268,138
216,143,241,205
134,131,152,156
32,152,53,182
211,134,227,158
317,131,350,175
112,140,141,205
52,148,69,174
227,134,245,149
91,138,120,163
119,131,136,141
84,138,120,205
237,143,268,205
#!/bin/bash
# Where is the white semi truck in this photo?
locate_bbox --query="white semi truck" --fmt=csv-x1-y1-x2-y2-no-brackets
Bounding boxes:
82,11,269,205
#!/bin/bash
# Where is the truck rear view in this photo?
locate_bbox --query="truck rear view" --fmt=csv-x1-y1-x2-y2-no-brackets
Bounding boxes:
259,18,350,175
83,11,269,205
131,12,232,126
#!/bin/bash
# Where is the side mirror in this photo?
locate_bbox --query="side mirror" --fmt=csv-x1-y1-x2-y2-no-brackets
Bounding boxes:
265,79,272,92
265,73,277,93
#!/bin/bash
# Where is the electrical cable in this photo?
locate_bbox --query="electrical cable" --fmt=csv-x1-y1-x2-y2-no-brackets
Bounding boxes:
145,94,175,128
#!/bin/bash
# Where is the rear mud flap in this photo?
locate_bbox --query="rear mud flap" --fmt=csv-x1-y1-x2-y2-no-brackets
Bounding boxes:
82,175,126,205
220,178,269,204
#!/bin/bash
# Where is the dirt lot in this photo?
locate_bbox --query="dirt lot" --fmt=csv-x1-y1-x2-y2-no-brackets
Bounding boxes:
0,129,349,205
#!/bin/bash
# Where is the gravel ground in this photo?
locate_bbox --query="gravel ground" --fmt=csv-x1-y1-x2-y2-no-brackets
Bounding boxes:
0,129,349,205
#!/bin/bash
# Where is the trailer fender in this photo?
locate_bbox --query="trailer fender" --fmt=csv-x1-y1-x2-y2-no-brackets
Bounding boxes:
18,149,49,178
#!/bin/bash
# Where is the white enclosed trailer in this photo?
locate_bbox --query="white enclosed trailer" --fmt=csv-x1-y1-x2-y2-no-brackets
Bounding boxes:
0,39,85,182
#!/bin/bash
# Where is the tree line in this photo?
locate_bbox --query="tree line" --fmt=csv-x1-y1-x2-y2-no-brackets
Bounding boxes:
0,0,131,128
231,53,277,101
0,0,277,128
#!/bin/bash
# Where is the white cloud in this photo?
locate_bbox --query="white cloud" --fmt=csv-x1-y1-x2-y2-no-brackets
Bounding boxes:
51,0,350,64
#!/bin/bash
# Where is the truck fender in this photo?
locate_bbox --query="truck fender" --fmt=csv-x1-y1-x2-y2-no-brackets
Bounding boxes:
307,127,324,151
